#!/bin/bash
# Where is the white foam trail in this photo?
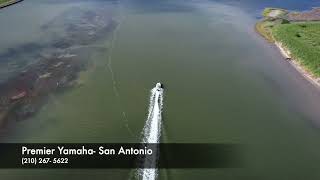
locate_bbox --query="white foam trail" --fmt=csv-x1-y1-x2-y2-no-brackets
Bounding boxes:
138,84,164,180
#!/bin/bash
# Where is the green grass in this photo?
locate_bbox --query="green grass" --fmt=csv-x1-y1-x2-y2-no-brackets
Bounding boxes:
256,20,275,42
272,22,320,77
256,18,290,43
256,8,290,42
0,0,11,4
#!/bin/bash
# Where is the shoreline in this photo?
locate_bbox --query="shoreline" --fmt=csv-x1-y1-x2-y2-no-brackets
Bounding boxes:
256,7,320,89
274,41,320,89
0,0,23,9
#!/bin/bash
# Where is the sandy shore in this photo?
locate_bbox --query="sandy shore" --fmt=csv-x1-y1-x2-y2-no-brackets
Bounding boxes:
274,41,320,89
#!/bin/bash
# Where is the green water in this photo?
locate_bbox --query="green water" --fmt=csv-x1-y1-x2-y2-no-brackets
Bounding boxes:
1,0,320,179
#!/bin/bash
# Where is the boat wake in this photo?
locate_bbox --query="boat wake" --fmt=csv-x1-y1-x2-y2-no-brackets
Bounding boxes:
138,83,164,180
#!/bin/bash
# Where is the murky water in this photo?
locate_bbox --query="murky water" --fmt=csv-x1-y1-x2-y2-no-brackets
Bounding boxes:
0,0,320,179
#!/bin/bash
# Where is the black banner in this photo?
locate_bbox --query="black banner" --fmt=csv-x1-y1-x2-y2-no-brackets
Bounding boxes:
0,143,242,168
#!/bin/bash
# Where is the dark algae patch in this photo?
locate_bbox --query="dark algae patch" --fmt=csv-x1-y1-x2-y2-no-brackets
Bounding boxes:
0,7,118,128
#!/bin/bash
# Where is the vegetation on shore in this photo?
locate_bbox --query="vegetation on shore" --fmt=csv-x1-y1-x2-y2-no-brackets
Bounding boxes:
273,22,320,77
0,0,21,8
255,18,288,42
255,8,289,42
256,7,320,80
0,0,11,4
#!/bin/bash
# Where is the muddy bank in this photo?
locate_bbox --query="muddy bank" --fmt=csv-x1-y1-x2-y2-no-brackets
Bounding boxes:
0,7,118,128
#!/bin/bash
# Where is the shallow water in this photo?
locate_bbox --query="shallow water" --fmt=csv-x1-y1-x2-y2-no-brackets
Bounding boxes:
0,0,320,179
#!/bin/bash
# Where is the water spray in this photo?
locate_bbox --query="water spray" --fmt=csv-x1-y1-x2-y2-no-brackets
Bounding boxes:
138,82,164,180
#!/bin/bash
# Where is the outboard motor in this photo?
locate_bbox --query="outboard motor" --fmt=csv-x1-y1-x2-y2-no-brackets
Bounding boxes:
156,83,162,91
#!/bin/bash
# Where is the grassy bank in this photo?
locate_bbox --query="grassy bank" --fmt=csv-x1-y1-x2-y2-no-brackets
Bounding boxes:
256,7,320,81
255,19,288,42
255,8,289,42
0,0,11,4
255,20,274,42
273,22,320,77
0,0,22,8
